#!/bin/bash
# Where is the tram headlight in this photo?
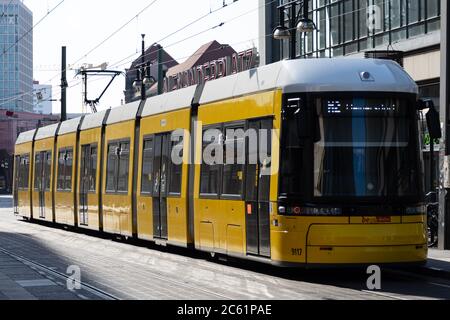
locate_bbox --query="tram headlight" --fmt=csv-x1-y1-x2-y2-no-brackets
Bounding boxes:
278,206,286,214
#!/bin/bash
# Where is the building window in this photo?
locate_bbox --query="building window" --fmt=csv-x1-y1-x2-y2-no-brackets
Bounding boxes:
281,0,441,60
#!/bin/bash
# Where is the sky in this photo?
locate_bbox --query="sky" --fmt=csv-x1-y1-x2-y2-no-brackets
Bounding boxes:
22,0,260,114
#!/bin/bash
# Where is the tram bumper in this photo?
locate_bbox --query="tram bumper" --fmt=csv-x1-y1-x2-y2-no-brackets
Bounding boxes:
306,223,427,264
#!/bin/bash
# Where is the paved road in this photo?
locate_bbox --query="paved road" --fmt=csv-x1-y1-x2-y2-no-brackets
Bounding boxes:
1,195,450,300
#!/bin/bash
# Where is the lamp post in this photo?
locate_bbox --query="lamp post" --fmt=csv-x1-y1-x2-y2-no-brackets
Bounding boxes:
272,0,316,59
133,34,154,100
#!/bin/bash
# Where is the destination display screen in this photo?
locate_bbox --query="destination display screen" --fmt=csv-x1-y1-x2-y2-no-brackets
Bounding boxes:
324,98,404,116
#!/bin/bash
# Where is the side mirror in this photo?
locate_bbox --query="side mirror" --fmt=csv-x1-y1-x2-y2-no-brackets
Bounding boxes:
419,99,442,140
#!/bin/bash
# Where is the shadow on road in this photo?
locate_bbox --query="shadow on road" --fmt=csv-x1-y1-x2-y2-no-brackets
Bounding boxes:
0,231,116,299
5,211,450,300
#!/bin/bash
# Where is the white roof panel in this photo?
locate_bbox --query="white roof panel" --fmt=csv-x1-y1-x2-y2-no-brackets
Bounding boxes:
199,74,238,105
35,123,59,141
141,86,196,118
15,129,36,145
232,62,283,98
200,58,418,104
277,58,418,94
106,101,140,125
58,116,83,136
80,109,108,131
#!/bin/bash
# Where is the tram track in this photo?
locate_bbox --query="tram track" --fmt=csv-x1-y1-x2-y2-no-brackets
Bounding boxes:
0,246,121,300
0,240,234,300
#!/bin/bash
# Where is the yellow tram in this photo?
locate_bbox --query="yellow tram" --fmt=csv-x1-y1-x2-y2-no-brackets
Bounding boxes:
13,59,428,266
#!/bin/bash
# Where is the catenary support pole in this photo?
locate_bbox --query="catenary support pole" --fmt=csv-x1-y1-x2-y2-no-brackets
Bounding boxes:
61,46,67,122
439,0,450,249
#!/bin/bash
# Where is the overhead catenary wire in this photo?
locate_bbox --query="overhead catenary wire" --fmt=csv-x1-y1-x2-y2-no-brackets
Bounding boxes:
5,0,377,109
0,0,66,60
109,0,278,74
2,0,271,108
70,0,160,66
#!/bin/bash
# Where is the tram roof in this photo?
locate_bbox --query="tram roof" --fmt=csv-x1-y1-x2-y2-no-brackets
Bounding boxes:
80,109,109,131
199,58,418,104
141,86,197,118
15,129,36,145
35,123,60,141
58,116,83,136
106,100,140,125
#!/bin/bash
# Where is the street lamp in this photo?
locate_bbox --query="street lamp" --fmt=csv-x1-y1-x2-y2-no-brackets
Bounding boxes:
132,34,155,100
272,0,317,59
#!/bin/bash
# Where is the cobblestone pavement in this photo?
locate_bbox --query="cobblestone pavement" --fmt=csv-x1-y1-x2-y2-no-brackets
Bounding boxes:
1,195,450,300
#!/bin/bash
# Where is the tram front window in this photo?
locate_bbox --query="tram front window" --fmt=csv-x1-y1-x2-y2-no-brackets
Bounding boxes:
279,95,423,201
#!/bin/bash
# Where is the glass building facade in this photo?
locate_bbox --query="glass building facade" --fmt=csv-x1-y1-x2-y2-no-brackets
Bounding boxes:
277,0,441,59
0,0,33,112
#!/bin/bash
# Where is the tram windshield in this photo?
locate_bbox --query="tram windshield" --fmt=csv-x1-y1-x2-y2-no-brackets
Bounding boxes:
279,95,423,201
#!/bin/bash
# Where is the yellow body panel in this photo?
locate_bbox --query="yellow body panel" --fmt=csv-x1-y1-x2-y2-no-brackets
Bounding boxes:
77,127,102,231
14,142,33,218
306,245,427,264
54,133,77,226
269,213,427,264
32,137,55,223
194,90,281,256
137,108,191,244
198,91,276,126
102,120,134,236
307,223,426,246
195,199,246,253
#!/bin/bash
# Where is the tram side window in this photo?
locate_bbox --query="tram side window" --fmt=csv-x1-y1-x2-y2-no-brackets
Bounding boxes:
200,127,222,196
222,125,245,197
65,149,73,190
89,146,97,192
34,154,41,190
57,151,65,190
22,155,30,189
117,142,130,192
106,143,118,192
44,152,52,190
169,132,183,195
141,138,154,194
106,141,130,193
18,154,30,189
57,148,73,191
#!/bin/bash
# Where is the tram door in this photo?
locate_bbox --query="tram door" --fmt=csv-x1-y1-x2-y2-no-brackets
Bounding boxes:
35,151,50,219
245,119,272,258
152,133,170,240
79,145,90,225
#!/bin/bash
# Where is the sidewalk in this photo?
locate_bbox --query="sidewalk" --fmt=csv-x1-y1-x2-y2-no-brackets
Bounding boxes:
0,251,86,300
420,248,450,279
